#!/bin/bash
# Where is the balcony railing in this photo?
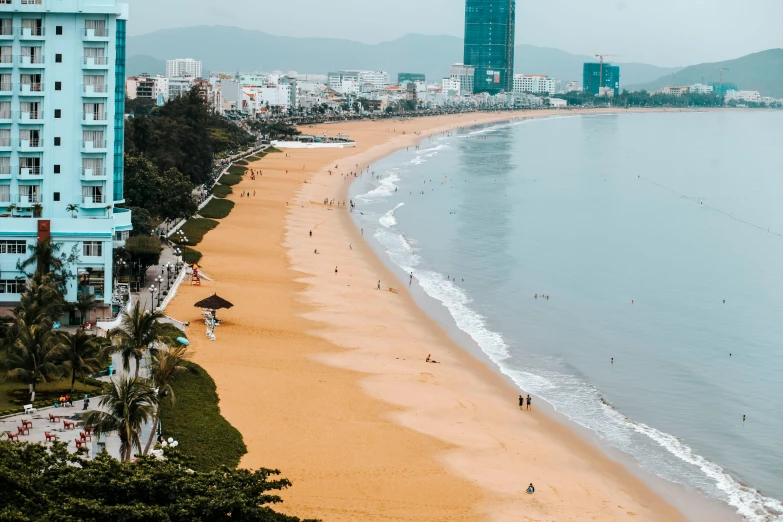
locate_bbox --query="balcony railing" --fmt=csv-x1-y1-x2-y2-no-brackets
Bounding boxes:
16,194,41,204
18,55,45,65
84,28,109,38
83,112,106,122
83,56,109,66
82,83,108,94
18,27,45,37
19,82,42,93
17,111,42,120
21,0,44,4
82,194,105,204
82,167,106,177
18,138,42,148
18,166,42,175
80,140,107,149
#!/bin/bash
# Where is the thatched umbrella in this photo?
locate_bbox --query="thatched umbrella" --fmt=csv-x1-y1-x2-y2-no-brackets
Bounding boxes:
194,294,234,311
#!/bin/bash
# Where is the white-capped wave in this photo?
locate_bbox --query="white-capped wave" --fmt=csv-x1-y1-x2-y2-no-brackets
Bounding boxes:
379,203,404,228
357,172,400,202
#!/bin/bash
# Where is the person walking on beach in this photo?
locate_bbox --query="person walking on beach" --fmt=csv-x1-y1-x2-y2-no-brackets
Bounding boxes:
335,266,338,274
519,395,524,410
309,230,312,237
377,280,381,290
526,394,532,410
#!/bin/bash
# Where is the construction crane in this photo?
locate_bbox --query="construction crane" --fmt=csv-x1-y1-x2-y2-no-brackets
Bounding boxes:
594,54,617,94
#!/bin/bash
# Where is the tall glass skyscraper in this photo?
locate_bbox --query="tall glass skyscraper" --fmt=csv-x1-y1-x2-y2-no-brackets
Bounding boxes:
463,0,516,95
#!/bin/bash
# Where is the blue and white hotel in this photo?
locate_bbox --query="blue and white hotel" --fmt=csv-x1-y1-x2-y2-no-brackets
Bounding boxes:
0,0,131,313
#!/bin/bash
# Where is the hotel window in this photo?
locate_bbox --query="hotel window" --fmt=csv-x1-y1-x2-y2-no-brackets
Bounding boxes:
0,74,9,92
0,240,27,254
83,130,104,148
0,46,11,64
82,184,103,204
55,81,62,90
21,46,43,64
20,102,41,119
53,192,60,202
0,19,11,37
0,101,8,119
0,279,25,294
0,129,9,147
85,20,107,37
82,157,104,176
19,156,41,175
83,74,105,92
84,102,104,120
55,26,62,35
21,18,43,36
19,129,41,147
0,183,9,202
83,46,106,65
82,241,103,257
20,73,42,92
19,184,39,203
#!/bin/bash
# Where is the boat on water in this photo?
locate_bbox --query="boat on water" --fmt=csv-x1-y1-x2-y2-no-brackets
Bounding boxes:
271,133,356,149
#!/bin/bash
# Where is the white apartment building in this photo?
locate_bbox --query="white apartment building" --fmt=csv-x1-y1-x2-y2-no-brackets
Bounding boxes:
513,74,556,96
663,85,689,96
725,90,762,103
168,76,195,100
126,74,168,103
565,80,580,93
441,78,461,96
689,83,714,94
328,70,388,94
166,58,202,79
449,63,475,95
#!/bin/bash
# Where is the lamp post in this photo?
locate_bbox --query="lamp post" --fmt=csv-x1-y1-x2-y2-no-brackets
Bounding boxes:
174,247,182,269
156,276,164,307
149,285,157,312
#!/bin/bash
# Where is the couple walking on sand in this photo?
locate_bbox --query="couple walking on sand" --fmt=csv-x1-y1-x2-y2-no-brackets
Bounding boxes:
519,394,532,410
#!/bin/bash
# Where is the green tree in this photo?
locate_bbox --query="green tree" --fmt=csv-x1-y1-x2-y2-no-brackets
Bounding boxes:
0,440,315,521
142,344,190,455
4,305,65,402
59,329,103,392
109,301,167,379
123,235,163,269
74,291,98,325
65,203,79,218
83,376,157,461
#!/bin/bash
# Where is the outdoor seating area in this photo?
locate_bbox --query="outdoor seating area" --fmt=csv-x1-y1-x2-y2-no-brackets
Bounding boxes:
194,293,233,341
1,408,88,452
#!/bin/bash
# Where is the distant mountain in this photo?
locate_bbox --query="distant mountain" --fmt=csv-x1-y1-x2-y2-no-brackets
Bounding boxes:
627,49,783,98
127,54,165,77
127,27,679,87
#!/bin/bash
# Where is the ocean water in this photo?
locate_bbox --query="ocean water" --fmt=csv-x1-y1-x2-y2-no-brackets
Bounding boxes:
349,111,783,521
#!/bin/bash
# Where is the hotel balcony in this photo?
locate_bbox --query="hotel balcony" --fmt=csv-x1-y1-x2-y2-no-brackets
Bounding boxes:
0,26,12,40
17,111,43,122
18,166,42,177
18,25,45,40
19,82,43,95
82,56,110,69
81,194,106,207
82,112,107,123
0,164,10,179
81,167,107,180
17,55,45,67
18,138,43,151
80,140,107,152
83,27,109,40
15,194,42,206
82,83,109,97
0,55,12,68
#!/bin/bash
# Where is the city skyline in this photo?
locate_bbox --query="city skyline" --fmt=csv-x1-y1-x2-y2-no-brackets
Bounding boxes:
123,0,783,67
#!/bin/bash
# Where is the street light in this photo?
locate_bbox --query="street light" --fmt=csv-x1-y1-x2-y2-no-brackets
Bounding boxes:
157,276,164,306
149,285,157,312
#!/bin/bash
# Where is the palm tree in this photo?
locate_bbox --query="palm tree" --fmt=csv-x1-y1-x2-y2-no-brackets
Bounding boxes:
59,329,103,392
65,203,79,219
4,315,65,402
143,345,190,455
109,301,166,379
74,292,98,325
83,376,156,461
16,239,65,279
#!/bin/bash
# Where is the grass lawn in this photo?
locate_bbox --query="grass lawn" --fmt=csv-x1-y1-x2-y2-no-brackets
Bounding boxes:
220,173,243,186
175,218,219,247
227,165,246,176
0,380,103,414
266,147,282,153
233,160,248,166
199,199,235,220
182,247,202,265
212,184,232,199
159,362,246,471
245,153,266,162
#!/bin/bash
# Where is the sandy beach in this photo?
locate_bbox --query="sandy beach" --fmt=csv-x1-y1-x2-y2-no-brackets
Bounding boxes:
166,109,688,521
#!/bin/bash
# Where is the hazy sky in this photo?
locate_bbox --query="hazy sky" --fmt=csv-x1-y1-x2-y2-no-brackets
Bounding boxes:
125,0,782,66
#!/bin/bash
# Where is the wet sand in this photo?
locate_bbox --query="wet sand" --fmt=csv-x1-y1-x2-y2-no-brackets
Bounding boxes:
166,109,688,521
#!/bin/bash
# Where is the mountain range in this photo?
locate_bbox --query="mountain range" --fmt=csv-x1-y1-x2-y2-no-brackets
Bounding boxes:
627,49,783,98
127,27,679,87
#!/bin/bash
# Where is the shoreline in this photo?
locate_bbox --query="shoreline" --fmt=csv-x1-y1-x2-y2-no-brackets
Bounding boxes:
167,108,719,520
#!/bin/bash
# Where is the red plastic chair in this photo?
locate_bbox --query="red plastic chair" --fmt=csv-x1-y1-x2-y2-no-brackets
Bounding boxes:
45,432,58,442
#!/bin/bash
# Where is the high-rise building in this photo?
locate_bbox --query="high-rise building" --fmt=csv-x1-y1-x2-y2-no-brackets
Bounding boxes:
582,62,620,97
166,58,202,79
398,72,425,85
449,63,475,95
0,0,131,311
463,0,516,95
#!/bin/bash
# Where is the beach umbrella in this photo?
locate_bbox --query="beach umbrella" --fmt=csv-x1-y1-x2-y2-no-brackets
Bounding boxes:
193,294,234,310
